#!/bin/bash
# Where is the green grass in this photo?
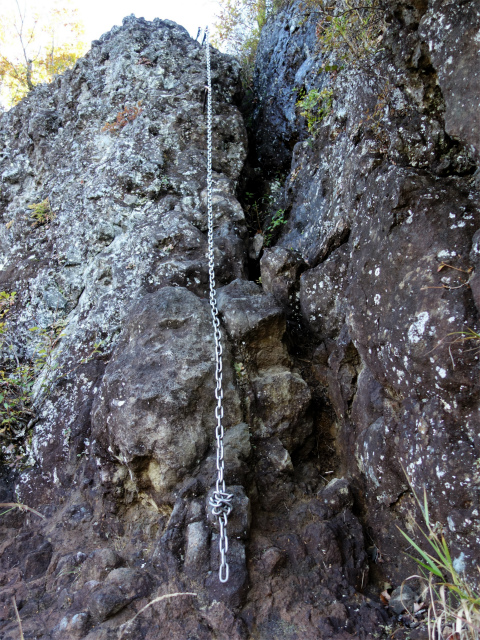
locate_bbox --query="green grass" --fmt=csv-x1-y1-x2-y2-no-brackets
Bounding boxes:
399,486,480,639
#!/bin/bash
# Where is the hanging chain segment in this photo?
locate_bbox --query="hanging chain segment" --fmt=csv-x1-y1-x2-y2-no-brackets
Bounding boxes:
204,26,233,585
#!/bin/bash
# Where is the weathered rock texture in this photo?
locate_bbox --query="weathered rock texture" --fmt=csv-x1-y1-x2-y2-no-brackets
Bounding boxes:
256,0,480,597
0,1,479,639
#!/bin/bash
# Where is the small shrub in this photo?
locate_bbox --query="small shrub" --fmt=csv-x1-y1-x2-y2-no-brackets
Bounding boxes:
296,87,333,134
0,365,35,435
264,208,288,246
28,322,66,378
0,296,105,467
0,291,16,324
28,198,55,227
79,340,104,365
314,0,386,67
0,294,33,460
102,101,143,133
243,192,264,234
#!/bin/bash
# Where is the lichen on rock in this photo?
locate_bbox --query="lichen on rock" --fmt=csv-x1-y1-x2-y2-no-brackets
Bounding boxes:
0,3,479,639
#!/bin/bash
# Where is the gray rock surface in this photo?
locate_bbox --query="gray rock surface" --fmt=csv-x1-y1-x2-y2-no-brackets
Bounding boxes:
419,0,480,160
255,0,480,597
0,15,253,640
389,584,417,615
91,286,242,495
0,2,479,639
251,2,325,173
87,568,152,622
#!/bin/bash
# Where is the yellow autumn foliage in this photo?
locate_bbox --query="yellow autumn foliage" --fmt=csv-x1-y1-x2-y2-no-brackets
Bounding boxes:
0,0,88,108
213,0,284,87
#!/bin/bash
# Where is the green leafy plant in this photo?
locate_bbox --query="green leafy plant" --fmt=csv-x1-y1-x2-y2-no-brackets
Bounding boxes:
296,87,333,134
243,180,283,236
314,0,386,66
264,208,288,246
233,361,247,379
0,0,87,108
0,293,106,467
79,340,104,365
0,365,34,431
244,193,264,234
0,291,16,333
29,321,66,377
0,292,33,451
28,198,55,227
399,486,480,640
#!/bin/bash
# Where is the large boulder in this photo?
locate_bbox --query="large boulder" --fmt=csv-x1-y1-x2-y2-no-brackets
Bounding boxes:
91,287,242,494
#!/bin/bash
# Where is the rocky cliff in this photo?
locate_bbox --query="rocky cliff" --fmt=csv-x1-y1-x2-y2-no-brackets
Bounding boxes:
0,2,479,639
254,0,480,591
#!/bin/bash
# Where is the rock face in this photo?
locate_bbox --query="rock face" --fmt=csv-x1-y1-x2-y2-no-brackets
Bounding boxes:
256,0,480,595
0,2,479,639
419,0,480,161
91,286,242,495
251,5,323,174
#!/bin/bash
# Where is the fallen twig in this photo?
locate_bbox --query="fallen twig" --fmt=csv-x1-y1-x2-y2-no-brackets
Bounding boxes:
12,596,24,640
118,592,197,638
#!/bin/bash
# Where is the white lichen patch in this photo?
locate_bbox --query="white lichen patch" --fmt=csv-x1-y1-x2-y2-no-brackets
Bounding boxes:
408,312,429,344
453,552,467,573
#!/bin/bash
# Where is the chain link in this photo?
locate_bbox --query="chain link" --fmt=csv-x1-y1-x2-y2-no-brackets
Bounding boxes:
204,26,233,584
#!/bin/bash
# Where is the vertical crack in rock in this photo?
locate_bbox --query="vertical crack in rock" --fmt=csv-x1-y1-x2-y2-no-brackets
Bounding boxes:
0,2,479,639
255,0,480,628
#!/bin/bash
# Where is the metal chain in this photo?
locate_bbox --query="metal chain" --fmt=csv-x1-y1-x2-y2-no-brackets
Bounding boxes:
204,26,233,584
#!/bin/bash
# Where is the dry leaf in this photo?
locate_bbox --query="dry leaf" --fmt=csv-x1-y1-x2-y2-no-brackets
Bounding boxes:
5,220,13,229
413,602,424,612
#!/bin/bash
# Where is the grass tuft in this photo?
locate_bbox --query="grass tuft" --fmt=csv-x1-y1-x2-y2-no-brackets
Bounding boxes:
399,483,480,639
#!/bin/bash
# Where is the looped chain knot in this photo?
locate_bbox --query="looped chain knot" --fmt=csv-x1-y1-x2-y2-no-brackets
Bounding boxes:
209,490,234,519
